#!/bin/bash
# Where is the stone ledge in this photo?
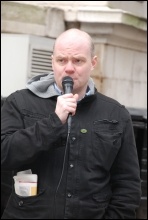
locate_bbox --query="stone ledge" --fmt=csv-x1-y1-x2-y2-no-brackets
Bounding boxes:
1,1,65,38
64,7,147,31
10,1,147,19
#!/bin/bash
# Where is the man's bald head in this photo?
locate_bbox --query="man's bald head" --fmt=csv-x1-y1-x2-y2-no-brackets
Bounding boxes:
53,28,95,58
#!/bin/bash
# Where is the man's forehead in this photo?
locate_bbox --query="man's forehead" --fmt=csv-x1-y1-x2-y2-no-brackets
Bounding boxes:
54,40,90,53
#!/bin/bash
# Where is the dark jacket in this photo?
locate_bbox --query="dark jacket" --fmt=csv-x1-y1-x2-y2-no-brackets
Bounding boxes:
1,88,141,219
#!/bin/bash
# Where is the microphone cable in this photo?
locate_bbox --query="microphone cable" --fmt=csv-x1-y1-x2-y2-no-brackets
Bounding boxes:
53,116,72,219
53,76,73,218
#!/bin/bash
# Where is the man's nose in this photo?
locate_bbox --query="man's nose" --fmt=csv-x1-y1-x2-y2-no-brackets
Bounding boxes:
65,61,75,73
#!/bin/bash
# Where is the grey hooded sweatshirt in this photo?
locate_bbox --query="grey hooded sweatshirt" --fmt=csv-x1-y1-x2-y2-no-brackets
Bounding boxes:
26,72,95,99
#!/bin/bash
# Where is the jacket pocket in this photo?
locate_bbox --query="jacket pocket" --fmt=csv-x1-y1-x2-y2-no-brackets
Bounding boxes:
92,119,122,171
78,192,111,219
93,191,112,207
2,187,54,219
23,113,45,128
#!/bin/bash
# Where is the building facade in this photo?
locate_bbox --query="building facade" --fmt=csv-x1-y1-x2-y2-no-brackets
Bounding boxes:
1,1,147,109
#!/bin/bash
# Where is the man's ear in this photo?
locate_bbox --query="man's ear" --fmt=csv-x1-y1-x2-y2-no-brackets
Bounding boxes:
91,56,97,70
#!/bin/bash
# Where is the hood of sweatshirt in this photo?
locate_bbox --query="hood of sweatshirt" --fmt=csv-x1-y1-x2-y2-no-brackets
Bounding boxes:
26,72,95,98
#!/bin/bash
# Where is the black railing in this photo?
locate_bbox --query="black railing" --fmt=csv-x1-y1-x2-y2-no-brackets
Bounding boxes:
128,108,147,219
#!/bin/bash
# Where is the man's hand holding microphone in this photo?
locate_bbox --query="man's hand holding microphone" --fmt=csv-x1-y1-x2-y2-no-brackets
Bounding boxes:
55,76,79,124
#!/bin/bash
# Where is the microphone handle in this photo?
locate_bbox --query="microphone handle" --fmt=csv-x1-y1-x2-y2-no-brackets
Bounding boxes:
67,114,72,134
62,80,73,133
64,85,73,94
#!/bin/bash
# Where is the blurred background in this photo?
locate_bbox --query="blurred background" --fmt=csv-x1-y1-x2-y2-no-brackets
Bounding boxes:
1,1,147,219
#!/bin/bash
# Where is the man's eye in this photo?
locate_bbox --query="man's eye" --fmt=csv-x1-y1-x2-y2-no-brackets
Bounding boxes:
57,59,64,63
74,59,83,64
56,59,67,65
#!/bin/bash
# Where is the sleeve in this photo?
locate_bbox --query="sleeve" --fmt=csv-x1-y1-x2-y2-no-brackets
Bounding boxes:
104,109,142,219
1,93,66,170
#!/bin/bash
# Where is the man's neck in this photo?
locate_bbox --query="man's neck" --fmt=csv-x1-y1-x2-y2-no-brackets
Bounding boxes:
54,83,90,101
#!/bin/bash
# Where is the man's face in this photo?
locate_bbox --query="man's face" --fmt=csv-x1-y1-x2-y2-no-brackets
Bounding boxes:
52,38,97,94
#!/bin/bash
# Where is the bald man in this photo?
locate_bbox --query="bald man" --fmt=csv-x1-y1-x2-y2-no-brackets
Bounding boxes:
1,29,141,219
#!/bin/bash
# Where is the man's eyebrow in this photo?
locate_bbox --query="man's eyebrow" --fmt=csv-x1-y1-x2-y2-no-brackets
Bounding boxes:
73,56,86,60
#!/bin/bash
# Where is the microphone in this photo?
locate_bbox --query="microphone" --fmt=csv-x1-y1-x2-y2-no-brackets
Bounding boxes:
62,76,74,134
62,76,74,94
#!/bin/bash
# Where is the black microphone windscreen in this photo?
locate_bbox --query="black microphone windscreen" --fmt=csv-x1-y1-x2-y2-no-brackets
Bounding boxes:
62,76,74,94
